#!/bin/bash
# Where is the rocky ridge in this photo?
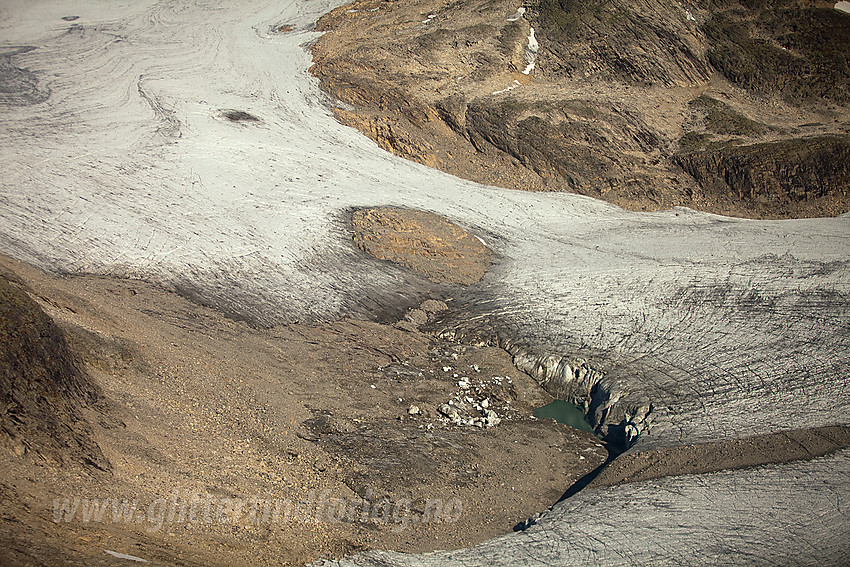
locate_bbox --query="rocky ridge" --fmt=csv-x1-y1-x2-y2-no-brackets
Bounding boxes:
310,0,850,218
0,272,108,471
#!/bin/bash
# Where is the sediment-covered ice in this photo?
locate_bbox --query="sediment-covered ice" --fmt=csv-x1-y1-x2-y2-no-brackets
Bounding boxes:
1,0,848,563
318,447,850,566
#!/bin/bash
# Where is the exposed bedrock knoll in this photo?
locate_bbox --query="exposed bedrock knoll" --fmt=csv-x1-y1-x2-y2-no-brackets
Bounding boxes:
350,206,491,285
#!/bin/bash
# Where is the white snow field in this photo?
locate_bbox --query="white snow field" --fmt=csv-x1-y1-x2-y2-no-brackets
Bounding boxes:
1,0,849,564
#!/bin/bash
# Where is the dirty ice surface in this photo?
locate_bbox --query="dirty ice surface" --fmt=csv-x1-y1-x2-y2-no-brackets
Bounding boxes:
1,0,848,564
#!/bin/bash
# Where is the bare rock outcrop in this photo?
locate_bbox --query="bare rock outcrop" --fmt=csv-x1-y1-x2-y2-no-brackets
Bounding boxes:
351,207,491,285
311,0,850,218
0,274,108,470
674,135,850,218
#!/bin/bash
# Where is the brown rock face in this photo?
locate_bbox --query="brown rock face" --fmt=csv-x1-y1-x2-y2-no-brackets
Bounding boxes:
351,207,491,285
311,0,850,219
674,135,850,218
0,274,107,469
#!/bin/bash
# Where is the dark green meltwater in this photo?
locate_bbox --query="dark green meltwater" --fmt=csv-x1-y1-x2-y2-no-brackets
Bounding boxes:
533,400,594,433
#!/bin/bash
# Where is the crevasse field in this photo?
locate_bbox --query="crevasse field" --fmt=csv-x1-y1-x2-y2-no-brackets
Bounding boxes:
1,1,849,564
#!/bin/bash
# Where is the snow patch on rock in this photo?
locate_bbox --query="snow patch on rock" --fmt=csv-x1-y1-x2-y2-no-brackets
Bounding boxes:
523,27,538,75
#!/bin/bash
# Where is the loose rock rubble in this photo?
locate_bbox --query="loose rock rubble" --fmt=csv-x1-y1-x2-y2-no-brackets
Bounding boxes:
380,303,543,431
434,372,517,428
394,298,449,333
